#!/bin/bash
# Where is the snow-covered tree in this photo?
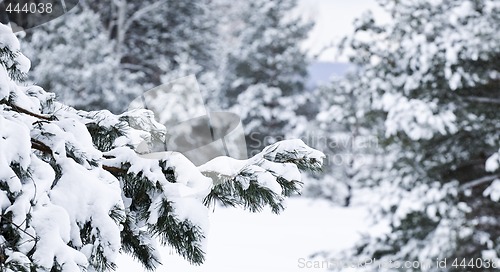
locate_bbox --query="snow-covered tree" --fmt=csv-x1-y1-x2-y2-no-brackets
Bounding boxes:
0,23,324,271
309,72,386,205
110,0,220,88
21,0,222,113
221,0,312,154
322,0,500,270
21,6,142,113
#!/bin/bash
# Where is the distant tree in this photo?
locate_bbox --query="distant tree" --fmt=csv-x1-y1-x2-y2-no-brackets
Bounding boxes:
114,0,220,86
220,0,312,154
21,0,222,113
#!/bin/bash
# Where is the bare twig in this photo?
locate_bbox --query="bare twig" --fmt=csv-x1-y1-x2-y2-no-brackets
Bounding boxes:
459,174,499,191
463,96,500,105
0,214,38,241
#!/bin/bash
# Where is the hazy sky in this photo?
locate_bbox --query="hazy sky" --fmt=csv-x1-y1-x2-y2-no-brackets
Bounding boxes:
298,0,390,62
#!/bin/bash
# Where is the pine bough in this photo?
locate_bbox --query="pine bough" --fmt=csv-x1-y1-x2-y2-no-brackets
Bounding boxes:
0,25,324,271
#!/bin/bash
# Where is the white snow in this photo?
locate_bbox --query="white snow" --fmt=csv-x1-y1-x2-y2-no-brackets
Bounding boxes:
0,24,21,51
117,197,366,272
485,151,500,172
49,158,124,261
198,156,248,178
0,23,30,74
164,152,213,199
381,93,458,140
198,139,323,197
260,139,325,163
483,179,500,202
0,115,32,171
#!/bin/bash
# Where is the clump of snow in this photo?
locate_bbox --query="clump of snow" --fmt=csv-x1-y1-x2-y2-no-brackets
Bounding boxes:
170,197,210,246
49,157,124,261
0,67,12,99
198,156,248,179
0,23,30,74
483,179,500,202
260,139,325,164
15,52,31,74
163,152,213,199
199,139,322,195
0,24,21,51
30,200,89,270
381,93,457,140
0,115,32,184
485,150,500,172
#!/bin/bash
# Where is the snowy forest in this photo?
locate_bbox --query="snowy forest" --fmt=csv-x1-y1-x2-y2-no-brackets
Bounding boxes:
0,0,499,271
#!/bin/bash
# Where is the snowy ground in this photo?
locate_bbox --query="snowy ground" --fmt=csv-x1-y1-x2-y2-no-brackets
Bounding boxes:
117,197,366,272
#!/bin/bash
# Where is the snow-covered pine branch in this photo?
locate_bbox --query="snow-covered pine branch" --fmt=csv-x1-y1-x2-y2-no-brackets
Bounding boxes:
0,24,324,271
200,139,324,213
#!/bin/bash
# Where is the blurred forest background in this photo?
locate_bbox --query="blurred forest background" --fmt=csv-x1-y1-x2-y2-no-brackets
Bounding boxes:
18,0,500,270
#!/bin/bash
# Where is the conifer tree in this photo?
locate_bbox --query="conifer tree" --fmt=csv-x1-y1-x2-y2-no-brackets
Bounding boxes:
221,0,312,155
0,22,323,271
322,0,500,270
21,5,142,113
22,0,221,112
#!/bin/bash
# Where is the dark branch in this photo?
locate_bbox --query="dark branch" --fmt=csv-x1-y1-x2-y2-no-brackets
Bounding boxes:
1,99,54,120
31,139,52,153
102,165,127,174
463,96,500,105
30,138,127,175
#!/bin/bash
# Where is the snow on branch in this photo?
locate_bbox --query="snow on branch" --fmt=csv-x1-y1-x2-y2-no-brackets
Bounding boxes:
200,139,324,213
0,21,325,271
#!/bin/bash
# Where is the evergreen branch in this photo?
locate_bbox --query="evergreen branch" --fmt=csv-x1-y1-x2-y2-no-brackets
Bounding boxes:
238,181,284,214
120,218,161,271
0,46,27,82
151,201,205,265
30,138,127,175
202,165,296,214
0,214,38,241
205,177,286,214
265,149,323,172
115,167,206,265
203,182,238,208
276,177,303,197
0,99,54,121
86,122,124,152
202,140,324,213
